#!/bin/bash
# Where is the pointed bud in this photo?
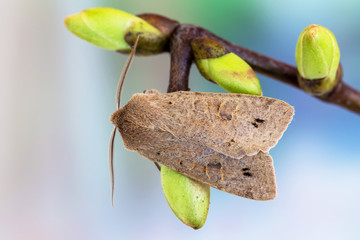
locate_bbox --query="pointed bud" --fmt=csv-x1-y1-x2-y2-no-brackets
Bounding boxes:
161,165,210,229
64,7,168,55
295,24,340,95
191,38,262,95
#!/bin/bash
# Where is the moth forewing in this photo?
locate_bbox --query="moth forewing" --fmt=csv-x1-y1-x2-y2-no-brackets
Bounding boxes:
113,91,294,158
151,91,294,159
111,91,294,200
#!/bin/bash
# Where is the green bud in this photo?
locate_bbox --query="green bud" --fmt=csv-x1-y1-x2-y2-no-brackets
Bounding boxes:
191,38,262,95
64,7,168,54
161,165,210,229
295,24,340,95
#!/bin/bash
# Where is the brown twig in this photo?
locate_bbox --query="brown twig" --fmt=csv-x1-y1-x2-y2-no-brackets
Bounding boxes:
168,25,203,92
136,14,360,115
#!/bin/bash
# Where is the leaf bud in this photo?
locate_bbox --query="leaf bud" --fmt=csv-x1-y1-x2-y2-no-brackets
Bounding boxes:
161,165,210,229
191,38,262,95
295,24,340,95
64,7,168,55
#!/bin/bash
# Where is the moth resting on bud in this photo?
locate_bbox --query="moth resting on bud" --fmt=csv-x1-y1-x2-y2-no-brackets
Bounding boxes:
295,24,340,96
108,36,294,229
191,38,262,96
109,38,294,200
64,7,168,55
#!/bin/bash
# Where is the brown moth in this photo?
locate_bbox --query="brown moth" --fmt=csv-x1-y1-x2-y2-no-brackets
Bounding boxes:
109,36,294,204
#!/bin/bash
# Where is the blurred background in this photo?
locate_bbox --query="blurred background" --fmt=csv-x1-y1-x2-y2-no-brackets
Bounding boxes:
1,0,360,239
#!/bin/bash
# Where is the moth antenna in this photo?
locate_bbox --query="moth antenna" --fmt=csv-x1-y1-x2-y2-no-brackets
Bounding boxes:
110,35,139,206
109,127,116,206
116,35,140,110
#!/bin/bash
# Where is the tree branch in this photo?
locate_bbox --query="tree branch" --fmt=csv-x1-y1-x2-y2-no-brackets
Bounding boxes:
168,25,206,92
136,15,360,115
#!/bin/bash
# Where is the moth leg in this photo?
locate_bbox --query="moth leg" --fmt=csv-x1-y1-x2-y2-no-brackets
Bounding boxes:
154,162,161,171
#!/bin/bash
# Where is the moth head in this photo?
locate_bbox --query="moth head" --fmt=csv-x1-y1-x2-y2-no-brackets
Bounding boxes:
109,35,140,206
109,110,122,129
143,89,160,95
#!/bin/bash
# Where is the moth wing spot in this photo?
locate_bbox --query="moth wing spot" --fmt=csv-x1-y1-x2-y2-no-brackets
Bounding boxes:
193,100,208,113
243,172,252,177
220,113,232,121
206,162,223,182
216,103,221,111
251,118,265,128
242,167,252,177
218,101,236,121
175,158,183,165
255,118,265,123
207,162,222,169
227,139,236,147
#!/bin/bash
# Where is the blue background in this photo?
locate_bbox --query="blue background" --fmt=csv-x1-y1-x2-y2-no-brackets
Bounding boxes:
1,0,360,239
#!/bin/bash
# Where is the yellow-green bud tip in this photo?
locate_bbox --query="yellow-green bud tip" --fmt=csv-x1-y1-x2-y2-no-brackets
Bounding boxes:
295,24,340,95
191,38,262,95
64,8,137,51
161,165,210,229
64,7,168,54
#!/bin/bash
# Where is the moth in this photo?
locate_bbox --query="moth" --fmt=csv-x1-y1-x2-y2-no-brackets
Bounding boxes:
109,36,294,205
